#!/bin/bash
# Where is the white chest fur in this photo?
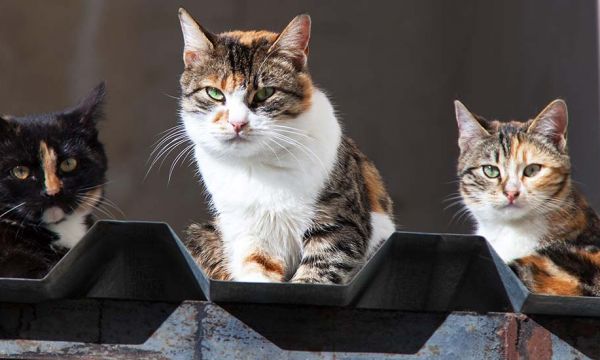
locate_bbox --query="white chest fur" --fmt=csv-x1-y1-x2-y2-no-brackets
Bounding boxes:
189,90,342,281
477,218,546,262
47,212,89,249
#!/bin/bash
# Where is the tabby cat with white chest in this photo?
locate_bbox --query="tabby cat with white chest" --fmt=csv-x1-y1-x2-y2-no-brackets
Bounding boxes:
0,83,108,278
455,99,600,296
178,9,395,283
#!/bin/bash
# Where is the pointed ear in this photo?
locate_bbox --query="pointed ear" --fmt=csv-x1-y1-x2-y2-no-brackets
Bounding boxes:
527,99,568,151
455,100,490,152
64,82,106,126
0,115,13,133
269,14,311,68
178,8,214,68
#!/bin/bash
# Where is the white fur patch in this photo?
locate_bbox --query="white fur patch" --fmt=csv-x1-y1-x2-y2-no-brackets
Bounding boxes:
476,217,545,262
367,212,395,256
47,211,89,249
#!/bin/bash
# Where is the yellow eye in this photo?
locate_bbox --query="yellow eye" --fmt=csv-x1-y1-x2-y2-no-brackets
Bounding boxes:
482,165,500,178
11,166,30,180
254,87,275,102
523,164,541,177
206,87,225,102
60,158,77,172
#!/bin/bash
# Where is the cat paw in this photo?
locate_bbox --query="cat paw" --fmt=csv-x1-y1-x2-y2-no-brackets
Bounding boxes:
290,276,330,284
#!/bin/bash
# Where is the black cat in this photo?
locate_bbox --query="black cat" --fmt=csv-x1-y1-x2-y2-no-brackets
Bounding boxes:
0,83,108,278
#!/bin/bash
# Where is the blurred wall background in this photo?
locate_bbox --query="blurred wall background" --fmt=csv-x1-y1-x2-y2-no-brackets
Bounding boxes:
0,0,597,236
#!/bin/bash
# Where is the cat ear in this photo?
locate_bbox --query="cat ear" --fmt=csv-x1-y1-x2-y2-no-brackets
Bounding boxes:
178,8,214,68
455,100,490,151
64,82,106,126
528,99,568,151
0,115,12,133
269,14,311,68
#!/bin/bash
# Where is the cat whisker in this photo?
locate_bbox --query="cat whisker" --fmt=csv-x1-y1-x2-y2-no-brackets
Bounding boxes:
0,202,26,220
270,132,326,171
268,138,302,167
149,128,187,154
270,128,313,140
262,140,281,165
145,135,191,179
443,199,465,211
449,206,473,226
82,195,126,218
148,125,187,157
76,196,118,220
269,124,309,133
163,92,181,101
168,143,196,184
15,211,31,240
148,130,188,162
79,181,113,192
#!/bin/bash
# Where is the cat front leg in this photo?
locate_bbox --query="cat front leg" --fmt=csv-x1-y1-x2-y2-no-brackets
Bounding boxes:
185,223,232,281
290,224,366,284
228,235,286,283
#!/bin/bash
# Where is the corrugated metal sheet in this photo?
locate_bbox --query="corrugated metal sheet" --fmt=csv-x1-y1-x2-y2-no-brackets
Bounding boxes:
0,300,595,359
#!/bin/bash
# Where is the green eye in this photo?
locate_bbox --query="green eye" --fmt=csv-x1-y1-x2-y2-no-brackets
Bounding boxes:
11,166,30,180
254,87,275,102
523,164,541,177
206,87,225,102
482,165,500,178
60,158,77,172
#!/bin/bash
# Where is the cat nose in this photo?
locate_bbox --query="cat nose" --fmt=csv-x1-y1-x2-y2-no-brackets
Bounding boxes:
503,190,520,203
229,119,248,134
41,189,61,197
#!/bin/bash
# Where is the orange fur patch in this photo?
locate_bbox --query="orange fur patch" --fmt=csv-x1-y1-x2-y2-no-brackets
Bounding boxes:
40,141,62,196
223,30,278,46
518,255,582,296
362,161,387,213
213,110,229,123
244,252,285,281
297,74,313,112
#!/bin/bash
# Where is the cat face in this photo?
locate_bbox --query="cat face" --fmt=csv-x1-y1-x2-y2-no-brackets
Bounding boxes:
0,83,107,226
178,8,313,159
455,100,570,222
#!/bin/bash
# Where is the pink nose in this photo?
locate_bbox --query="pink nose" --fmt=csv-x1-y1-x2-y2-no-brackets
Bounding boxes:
229,120,248,134
504,191,520,203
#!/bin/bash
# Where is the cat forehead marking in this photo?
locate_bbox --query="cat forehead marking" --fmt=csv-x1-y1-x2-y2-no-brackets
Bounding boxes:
222,31,278,47
39,141,62,196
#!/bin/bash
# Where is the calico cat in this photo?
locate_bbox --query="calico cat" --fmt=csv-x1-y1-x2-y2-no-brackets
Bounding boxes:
0,83,108,278
177,9,395,283
455,99,600,296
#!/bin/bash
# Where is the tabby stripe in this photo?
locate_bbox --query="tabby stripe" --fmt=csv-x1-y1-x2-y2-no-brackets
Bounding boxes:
303,224,341,240
184,88,203,97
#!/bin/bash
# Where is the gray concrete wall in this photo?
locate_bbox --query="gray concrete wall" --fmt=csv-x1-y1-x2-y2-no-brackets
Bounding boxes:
0,0,597,235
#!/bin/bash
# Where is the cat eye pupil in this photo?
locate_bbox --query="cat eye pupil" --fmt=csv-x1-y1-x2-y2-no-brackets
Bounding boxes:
11,166,30,180
60,158,77,173
254,87,275,102
206,87,225,102
524,164,541,177
482,165,500,179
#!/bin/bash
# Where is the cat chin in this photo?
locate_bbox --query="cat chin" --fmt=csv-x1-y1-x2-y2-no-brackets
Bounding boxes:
469,204,537,223
42,206,66,224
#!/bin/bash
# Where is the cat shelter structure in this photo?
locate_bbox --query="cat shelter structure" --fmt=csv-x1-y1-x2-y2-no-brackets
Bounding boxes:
0,220,599,359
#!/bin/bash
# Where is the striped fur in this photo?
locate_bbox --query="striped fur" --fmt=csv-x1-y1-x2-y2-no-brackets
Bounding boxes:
455,99,600,296
178,9,395,283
